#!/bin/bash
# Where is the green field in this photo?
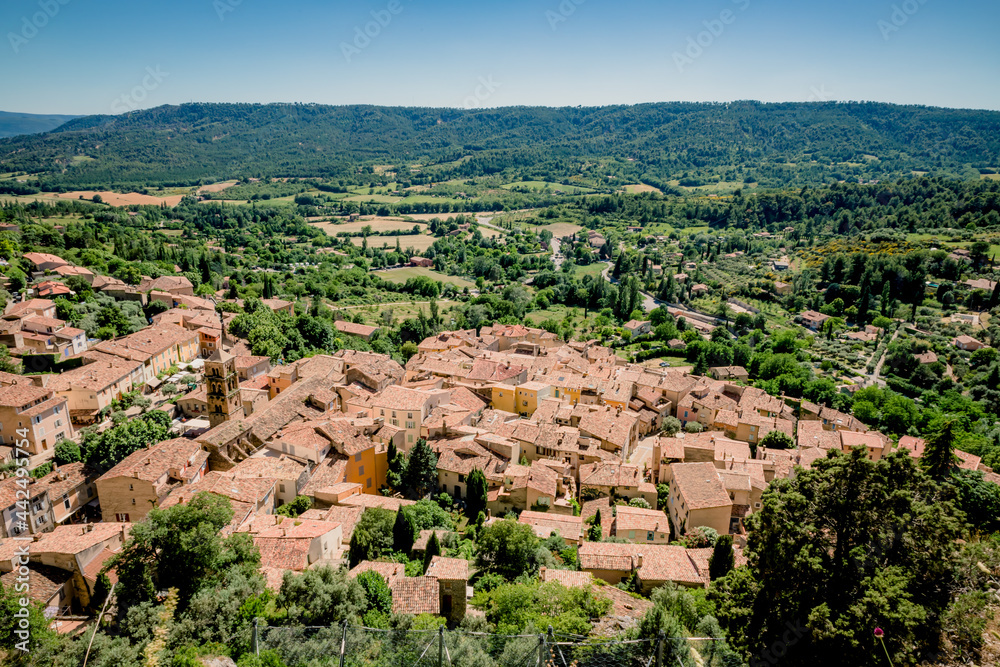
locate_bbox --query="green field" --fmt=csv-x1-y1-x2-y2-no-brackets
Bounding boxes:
571,262,606,279
373,266,475,289
501,181,595,195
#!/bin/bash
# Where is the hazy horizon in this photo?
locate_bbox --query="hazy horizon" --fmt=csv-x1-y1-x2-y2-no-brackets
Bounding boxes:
2,0,998,115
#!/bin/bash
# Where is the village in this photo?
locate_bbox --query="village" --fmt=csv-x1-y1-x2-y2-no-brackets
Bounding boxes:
3,245,997,637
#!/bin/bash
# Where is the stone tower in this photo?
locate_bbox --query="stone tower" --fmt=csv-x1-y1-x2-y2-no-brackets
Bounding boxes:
205,348,242,428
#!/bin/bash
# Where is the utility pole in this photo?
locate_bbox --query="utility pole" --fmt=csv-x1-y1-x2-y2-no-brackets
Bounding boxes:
438,626,444,667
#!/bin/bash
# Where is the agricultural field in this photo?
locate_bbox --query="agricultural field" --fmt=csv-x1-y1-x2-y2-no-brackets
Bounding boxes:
310,218,427,235
373,266,475,289
355,235,437,252
622,183,662,194
501,181,595,195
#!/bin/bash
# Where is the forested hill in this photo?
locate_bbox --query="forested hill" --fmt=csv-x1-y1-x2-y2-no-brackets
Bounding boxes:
0,110,78,139
2,101,999,189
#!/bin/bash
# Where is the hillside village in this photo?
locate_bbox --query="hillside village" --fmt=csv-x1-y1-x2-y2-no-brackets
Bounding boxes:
3,241,1000,642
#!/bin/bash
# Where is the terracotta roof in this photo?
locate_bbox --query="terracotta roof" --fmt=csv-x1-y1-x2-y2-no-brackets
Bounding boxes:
98,438,207,488
539,568,594,587
391,577,441,615
614,506,670,534
424,556,469,581
0,564,73,605
334,320,380,337
668,463,731,510
339,494,415,512
578,542,702,586
30,522,130,557
518,511,583,542
349,560,405,583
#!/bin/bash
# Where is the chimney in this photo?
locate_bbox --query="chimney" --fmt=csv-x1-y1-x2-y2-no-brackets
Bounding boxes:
86,523,95,533
636,553,643,569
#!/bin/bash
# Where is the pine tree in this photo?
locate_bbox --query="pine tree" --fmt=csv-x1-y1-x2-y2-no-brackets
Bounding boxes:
422,531,440,573
465,468,488,519
708,534,735,580
403,438,438,498
392,507,415,555
921,418,960,480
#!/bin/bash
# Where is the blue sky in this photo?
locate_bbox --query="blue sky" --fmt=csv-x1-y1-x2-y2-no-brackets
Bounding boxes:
2,0,998,114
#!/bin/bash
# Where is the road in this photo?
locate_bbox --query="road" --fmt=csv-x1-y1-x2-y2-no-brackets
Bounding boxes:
600,261,658,312
551,236,564,270
868,326,901,386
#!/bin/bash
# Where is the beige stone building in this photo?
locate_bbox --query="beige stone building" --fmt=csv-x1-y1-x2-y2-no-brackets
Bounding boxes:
95,438,209,522
0,381,73,455
663,462,733,537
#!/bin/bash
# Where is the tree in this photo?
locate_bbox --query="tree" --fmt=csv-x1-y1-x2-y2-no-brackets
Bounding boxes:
403,438,438,498
465,468,488,519
710,449,967,666
475,518,539,580
275,495,311,518
392,507,416,554
628,497,651,509
422,531,441,573
708,534,735,580
356,570,393,618
921,417,960,480
279,566,365,626
758,430,795,450
661,416,681,436
53,439,81,465
109,493,259,614
348,508,395,567
385,442,405,491
403,499,454,532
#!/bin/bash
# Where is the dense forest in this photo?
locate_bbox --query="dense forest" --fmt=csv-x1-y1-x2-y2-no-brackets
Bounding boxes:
1,101,999,189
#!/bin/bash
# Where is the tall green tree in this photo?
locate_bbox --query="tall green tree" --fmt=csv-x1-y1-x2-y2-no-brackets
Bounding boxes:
109,493,259,615
403,438,438,498
422,531,441,573
708,534,735,581
921,417,960,481
465,468,488,519
392,506,416,554
709,449,967,666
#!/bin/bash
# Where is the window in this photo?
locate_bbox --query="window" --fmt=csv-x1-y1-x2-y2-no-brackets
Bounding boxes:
407,413,413,419
279,484,285,493
366,478,372,488
628,530,635,539
54,419,62,428
392,411,397,418
405,421,415,429
64,499,71,510
647,531,654,541
354,453,362,462
56,432,64,441
522,401,528,406
129,484,134,491
408,434,414,443
132,498,136,505
358,465,364,475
